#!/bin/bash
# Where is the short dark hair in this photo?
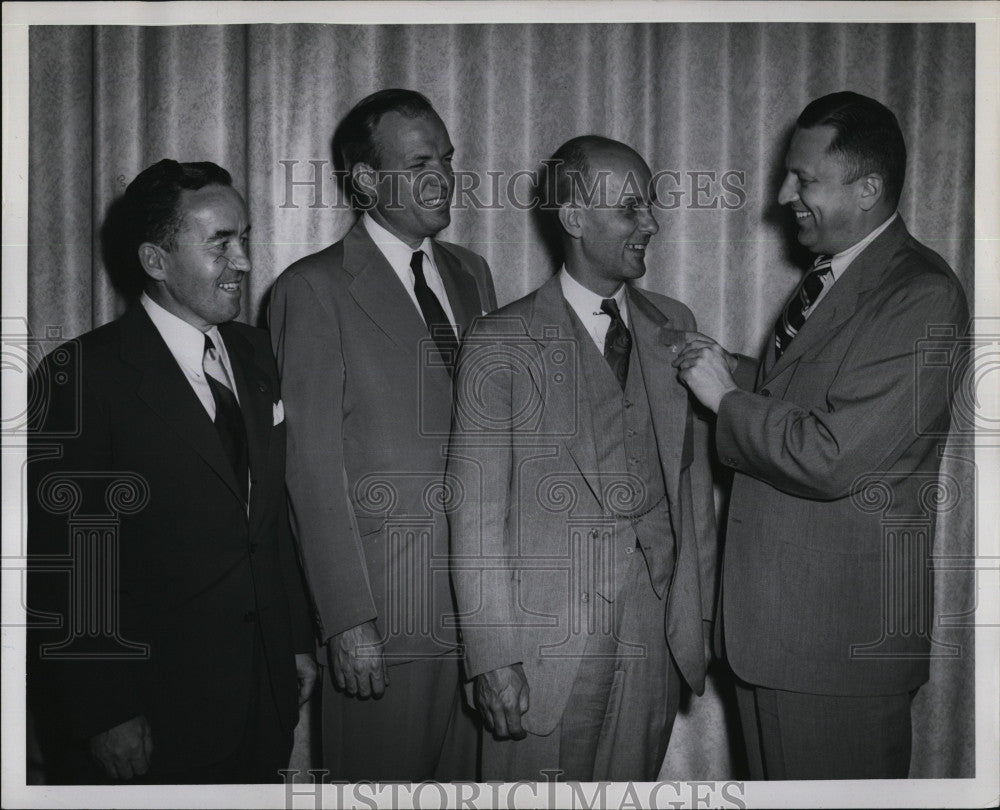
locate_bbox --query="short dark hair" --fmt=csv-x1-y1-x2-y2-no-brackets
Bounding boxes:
103,159,231,298
333,88,439,176
124,159,233,251
797,91,907,209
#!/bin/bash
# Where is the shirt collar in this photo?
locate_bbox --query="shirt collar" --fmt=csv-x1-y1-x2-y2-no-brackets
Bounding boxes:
363,212,435,271
140,292,216,372
829,211,899,280
558,266,629,326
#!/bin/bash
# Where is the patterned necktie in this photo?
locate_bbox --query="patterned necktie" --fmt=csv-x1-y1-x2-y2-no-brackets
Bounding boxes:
774,254,833,360
204,335,248,502
410,250,459,373
601,298,632,391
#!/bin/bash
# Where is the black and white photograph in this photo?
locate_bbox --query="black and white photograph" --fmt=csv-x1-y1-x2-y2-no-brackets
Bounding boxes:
2,2,997,808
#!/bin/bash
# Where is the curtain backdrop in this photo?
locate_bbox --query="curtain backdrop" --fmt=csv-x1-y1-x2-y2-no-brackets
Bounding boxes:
27,22,976,780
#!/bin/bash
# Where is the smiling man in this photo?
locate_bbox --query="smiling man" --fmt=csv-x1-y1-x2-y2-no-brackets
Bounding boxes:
268,89,496,780
673,92,970,778
447,136,717,780
28,160,316,783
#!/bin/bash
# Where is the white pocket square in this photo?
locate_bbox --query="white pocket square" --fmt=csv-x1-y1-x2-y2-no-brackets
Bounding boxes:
273,400,284,426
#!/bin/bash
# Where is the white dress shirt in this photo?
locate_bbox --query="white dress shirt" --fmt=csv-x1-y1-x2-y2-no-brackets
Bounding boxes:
363,212,458,329
558,266,630,352
804,211,899,319
140,292,240,421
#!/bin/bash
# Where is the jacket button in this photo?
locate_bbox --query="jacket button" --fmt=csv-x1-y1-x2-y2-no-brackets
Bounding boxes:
581,592,589,603
625,545,635,555
257,381,267,392
243,611,257,623
760,388,771,397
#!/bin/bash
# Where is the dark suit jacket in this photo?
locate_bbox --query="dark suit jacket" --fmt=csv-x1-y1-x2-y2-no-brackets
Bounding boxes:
268,218,496,659
27,306,312,775
448,276,717,734
718,216,969,696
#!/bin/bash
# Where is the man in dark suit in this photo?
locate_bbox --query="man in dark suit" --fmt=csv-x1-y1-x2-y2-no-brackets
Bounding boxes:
28,160,316,784
268,89,496,780
674,92,969,779
448,136,717,780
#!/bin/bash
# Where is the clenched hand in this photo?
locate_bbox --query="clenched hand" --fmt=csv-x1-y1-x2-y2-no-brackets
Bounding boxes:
474,664,530,740
89,714,153,780
327,620,388,699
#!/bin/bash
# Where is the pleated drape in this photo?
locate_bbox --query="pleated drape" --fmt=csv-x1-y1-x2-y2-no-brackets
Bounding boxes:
27,22,975,779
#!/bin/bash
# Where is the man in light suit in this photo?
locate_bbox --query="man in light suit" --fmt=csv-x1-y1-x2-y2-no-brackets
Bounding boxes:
448,136,717,780
268,89,496,780
674,92,969,779
28,160,316,783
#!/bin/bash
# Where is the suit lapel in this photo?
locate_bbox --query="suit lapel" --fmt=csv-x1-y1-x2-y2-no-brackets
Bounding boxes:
434,242,482,337
525,275,603,506
628,287,687,500
762,217,909,387
120,307,243,503
343,219,431,353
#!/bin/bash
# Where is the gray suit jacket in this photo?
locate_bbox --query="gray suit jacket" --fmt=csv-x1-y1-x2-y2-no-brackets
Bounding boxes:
718,216,969,695
269,217,496,659
448,275,717,734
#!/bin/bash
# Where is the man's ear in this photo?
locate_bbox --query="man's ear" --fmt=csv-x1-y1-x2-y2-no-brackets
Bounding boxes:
858,173,884,212
138,242,168,281
351,162,378,200
558,204,583,239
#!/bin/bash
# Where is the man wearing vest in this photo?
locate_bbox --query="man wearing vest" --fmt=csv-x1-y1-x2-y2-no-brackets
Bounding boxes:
448,136,717,780
673,92,969,778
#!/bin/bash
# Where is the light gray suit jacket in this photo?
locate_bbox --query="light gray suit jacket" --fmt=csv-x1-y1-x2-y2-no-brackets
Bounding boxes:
269,217,496,659
718,216,969,696
448,275,717,734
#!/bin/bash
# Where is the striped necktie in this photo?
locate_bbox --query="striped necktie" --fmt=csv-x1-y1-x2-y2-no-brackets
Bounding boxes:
774,254,833,360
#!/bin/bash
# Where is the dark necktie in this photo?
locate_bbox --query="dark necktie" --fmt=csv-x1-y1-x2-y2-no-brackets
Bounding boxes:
410,250,459,372
601,298,632,391
774,254,833,360
204,335,249,502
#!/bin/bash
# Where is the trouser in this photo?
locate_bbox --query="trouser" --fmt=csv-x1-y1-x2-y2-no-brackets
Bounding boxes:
734,679,916,779
482,551,681,782
48,628,293,784
322,649,477,781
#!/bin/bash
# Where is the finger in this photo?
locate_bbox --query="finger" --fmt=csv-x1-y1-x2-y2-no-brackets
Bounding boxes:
131,750,150,777
491,704,510,739
354,665,372,698
505,707,526,741
331,657,347,691
340,662,359,696
117,758,135,781
369,665,386,699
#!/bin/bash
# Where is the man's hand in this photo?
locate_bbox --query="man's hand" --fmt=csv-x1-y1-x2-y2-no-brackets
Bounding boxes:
474,664,530,740
672,332,739,413
295,652,319,706
88,715,153,780
327,620,388,699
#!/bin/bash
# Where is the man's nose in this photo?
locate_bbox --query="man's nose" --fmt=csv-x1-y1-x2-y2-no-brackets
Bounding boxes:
777,173,799,206
229,246,252,273
640,206,659,236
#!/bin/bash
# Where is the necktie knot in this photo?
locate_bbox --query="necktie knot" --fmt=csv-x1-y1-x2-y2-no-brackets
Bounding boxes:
600,298,623,320
410,250,427,282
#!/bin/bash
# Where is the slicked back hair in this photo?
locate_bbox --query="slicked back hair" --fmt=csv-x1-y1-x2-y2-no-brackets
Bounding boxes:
797,91,907,209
